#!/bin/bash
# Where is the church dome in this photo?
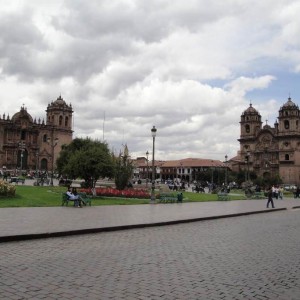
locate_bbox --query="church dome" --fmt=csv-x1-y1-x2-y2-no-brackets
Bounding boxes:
53,95,66,106
11,106,33,123
242,103,260,115
47,95,72,111
282,97,298,109
263,124,271,130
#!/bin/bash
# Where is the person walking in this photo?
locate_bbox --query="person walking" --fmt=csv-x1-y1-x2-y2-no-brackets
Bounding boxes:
266,187,275,208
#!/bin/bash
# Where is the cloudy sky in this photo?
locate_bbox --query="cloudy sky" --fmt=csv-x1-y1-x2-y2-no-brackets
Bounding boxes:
1,0,300,161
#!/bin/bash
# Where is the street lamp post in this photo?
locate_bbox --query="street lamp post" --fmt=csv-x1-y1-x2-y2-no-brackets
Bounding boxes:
47,133,58,186
211,167,214,185
150,126,157,204
18,141,26,174
245,151,250,181
180,162,183,180
146,150,149,188
247,157,250,181
35,151,39,176
225,154,228,187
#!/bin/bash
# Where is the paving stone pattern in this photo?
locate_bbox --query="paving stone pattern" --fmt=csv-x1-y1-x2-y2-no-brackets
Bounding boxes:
1,199,299,239
1,210,300,299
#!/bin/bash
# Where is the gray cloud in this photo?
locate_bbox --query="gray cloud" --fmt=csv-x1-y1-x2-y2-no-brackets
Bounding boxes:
0,0,300,161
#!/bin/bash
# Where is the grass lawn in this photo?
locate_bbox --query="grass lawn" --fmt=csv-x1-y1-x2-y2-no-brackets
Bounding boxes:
183,189,246,202
0,185,248,208
0,186,65,207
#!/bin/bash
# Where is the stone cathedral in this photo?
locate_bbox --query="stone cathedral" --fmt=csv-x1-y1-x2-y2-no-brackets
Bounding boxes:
235,97,300,185
0,96,73,174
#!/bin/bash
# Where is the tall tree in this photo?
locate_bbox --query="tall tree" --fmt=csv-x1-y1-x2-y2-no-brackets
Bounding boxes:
56,138,114,187
114,144,134,190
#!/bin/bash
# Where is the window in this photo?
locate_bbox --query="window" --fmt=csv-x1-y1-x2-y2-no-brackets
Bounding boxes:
284,120,289,129
65,116,69,127
245,124,250,133
59,116,63,126
21,130,26,140
43,134,47,142
285,154,290,161
33,135,37,143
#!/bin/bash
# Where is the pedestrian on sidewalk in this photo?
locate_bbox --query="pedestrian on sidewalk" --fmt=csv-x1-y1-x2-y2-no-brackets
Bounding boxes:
266,187,275,208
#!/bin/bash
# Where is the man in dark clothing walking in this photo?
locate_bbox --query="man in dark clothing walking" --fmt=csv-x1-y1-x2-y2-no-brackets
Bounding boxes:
267,187,275,208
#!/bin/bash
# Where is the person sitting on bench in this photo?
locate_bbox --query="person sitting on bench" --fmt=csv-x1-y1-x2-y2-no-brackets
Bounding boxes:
66,187,83,207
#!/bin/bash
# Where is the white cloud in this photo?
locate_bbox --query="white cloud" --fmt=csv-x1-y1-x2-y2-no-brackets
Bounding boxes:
1,0,300,161
225,75,277,97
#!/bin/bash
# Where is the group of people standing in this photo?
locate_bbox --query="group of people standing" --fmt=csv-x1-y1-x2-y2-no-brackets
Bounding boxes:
271,186,283,200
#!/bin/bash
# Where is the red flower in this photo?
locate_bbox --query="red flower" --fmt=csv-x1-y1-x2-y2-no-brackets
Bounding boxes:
79,187,150,198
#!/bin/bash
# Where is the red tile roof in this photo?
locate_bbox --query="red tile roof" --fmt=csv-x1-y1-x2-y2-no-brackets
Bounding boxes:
161,158,225,167
133,157,225,168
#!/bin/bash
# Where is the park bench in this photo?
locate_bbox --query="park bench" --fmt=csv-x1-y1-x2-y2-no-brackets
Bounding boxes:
9,177,25,184
253,192,265,199
61,193,72,206
217,192,230,201
159,192,179,203
33,178,50,186
78,192,92,206
61,192,92,206
245,191,266,199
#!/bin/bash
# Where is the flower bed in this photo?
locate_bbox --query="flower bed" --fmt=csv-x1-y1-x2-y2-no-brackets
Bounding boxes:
79,187,150,199
0,180,16,196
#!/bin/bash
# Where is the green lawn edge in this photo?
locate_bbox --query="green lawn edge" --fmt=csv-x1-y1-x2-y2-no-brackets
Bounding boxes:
0,185,293,208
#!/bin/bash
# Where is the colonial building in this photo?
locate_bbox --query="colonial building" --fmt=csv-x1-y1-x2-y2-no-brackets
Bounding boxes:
133,157,226,184
235,97,300,184
0,96,73,174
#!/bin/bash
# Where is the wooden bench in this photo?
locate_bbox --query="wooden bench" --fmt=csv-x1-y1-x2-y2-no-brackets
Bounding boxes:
217,192,230,201
159,193,178,203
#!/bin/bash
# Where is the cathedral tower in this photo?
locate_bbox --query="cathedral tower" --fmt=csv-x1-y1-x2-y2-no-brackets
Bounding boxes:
277,97,300,136
234,96,300,185
46,95,73,130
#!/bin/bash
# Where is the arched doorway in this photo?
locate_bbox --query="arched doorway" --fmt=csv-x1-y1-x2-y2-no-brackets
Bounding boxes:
41,158,48,171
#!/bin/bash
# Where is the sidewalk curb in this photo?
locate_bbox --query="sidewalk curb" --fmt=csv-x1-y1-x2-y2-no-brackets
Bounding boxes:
0,208,286,243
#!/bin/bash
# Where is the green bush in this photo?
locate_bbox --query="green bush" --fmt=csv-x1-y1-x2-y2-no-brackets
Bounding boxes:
0,180,16,196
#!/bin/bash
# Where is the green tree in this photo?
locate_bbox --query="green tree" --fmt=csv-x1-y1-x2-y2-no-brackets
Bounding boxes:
56,138,114,188
114,145,134,190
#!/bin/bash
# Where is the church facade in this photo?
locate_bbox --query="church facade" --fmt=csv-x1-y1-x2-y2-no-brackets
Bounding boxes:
234,97,300,185
0,96,73,174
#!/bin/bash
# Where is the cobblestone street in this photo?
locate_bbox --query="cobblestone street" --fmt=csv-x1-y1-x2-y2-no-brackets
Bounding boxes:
1,209,300,299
